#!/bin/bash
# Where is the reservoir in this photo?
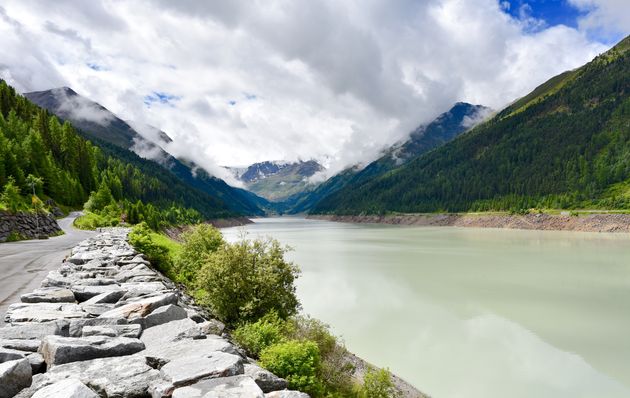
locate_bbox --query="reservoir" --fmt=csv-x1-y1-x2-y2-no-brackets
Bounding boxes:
221,217,630,398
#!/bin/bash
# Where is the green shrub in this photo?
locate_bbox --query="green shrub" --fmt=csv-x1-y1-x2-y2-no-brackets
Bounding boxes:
360,368,400,398
5,230,26,242
84,185,115,212
174,224,223,283
128,222,173,276
288,316,355,395
233,311,289,357
1,177,27,213
259,340,323,396
73,209,120,230
195,237,300,325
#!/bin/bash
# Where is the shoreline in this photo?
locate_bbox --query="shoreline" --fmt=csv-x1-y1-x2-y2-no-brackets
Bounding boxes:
309,213,630,233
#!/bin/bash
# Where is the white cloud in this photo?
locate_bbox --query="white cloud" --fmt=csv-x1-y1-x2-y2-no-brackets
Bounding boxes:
0,0,618,180
569,0,630,40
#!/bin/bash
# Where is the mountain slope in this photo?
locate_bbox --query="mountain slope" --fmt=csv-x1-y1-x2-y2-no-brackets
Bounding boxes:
286,103,490,213
25,87,265,216
0,79,233,219
229,160,324,201
313,35,630,214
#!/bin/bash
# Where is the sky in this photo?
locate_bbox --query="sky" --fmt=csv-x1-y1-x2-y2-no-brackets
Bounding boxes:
0,0,628,182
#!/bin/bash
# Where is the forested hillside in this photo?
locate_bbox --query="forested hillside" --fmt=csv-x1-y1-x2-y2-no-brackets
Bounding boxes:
25,87,266,216
313,35,630,214
0,79,241,227
285,103,489,213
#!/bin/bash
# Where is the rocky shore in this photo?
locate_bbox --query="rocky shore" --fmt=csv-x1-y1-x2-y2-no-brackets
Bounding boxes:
311,213,630,233
0,229,306,397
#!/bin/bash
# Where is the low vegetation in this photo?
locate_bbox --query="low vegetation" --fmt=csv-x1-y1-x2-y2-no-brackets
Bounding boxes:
128,223,400,397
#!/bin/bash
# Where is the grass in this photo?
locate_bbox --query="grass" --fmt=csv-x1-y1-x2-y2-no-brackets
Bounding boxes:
73,211,121,230
150,232,182,258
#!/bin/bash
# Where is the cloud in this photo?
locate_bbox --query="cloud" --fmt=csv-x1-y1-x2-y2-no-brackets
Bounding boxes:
0,0,618,181
51,87,115,126
568,0,630,41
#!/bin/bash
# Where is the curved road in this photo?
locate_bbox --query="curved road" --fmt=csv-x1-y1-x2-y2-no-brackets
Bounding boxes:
0,212,95,320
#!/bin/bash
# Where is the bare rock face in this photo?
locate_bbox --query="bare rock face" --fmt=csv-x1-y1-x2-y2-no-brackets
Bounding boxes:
172,375,265,398
0,358,32,398
39,335,145,366
31,378,98,398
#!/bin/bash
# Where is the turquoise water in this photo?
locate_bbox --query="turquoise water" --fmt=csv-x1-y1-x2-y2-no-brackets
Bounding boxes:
221,217,630,398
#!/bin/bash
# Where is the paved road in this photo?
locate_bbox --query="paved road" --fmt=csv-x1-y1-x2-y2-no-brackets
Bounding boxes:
0,212,95,320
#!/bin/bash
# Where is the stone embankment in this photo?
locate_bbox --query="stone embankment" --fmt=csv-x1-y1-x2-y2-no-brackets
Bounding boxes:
0,229,306,398
0,212,62,242
312,213,630,233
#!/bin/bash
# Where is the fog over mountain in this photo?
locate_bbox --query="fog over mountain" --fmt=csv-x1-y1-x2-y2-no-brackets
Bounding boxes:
0,0,627,178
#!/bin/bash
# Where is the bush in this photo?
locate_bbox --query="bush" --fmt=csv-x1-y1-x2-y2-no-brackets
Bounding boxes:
1,177,27,213
233,311,289,357
259,340,323,396
175,224,224,283
288,316,355,395
195,237,300,325
360,368,400,398
128,222,173,276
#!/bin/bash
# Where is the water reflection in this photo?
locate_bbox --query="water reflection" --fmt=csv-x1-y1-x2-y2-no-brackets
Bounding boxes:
222,218,630,398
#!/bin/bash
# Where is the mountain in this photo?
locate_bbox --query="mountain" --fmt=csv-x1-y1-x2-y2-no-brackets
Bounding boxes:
312,35,630,214
229,160,324,201
25,87,266,216
0,79,235,220
284,102,490,213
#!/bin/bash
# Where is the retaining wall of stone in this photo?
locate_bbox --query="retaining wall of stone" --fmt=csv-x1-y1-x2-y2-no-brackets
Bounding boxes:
0,229,307,398
0,212,62,242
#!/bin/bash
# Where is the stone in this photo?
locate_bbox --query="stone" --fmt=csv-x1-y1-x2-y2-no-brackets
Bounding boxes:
99,292,178,320
0,321,68,340
172,375,264,398
26,353,45,374
0,339,41,352
68,317,128,337
159,352,244,387
185,309,207,323
80,290,125,305
143,304,188,329
21,288,76,303
244,363,288,392
0,347,28,363
67,250,110,265
0,358,32,398
265,391,310,398
39,271,75,288
39,335,145,366
4,303,86,323
82,324,142,338
72,285,125,302
80,303,115,317
31,378,98,398
16,355,160,398
200,319,225,335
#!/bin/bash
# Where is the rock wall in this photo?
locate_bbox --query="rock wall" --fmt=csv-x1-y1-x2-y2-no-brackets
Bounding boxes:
0,229,307,398
0,212,62,242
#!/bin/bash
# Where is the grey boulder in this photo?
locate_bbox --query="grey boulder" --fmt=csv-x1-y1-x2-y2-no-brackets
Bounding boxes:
265,391,310,398
0,358,32,398
98,292,177,320
0,321,68,340
160,352,244,387
31,378,98,398
172,375,264,398
21,288,76,303
244,363,288,392
39,335,145,366
142,304,188,329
